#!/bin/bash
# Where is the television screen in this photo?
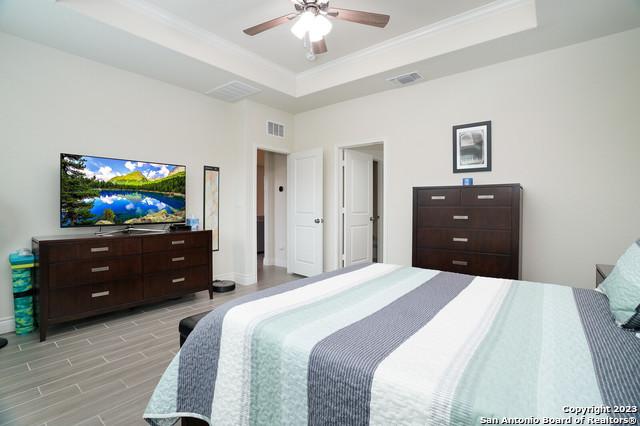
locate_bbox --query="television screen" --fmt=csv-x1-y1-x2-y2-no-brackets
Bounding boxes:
60,154,186,227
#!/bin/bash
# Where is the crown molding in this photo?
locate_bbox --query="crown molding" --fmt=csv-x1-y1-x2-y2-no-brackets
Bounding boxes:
114,0,296,78
59,0,536,99
297,0,535,80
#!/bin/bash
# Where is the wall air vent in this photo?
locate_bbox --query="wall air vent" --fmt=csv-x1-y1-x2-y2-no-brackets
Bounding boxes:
205,81,261,102
266,121,285,138
386,72,423,86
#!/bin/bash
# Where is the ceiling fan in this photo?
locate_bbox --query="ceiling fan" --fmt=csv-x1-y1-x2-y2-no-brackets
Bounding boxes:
243,0,390,61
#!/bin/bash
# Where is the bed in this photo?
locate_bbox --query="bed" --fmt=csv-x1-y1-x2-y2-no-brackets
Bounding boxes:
144,263,640,425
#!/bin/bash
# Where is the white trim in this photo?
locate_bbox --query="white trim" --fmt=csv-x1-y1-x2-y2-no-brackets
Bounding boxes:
234,272,258,286
262,256,276,266
215,272,257,286
70,0,534,99
334,139,388,271
114,0,295,78
252,145,292,286
0,316,15,334
297,0,533,80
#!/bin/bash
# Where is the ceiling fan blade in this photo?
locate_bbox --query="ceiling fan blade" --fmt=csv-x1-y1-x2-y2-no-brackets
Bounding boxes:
312,38,328,54
243,13,298,36
328,8,390,28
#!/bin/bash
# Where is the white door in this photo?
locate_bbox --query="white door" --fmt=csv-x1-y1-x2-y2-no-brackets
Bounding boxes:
287,148,323,276
344,150,373,266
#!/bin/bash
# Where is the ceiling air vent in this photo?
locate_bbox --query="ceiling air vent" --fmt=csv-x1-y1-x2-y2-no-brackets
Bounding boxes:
266,121,285,138
386,72,423,86
205,81,261,102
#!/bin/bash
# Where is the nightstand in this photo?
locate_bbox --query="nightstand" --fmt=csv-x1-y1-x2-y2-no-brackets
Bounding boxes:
596,264,614,287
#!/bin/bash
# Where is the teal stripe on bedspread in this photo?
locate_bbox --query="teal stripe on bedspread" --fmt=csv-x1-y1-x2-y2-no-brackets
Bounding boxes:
449,282,604,424
248,267,438,425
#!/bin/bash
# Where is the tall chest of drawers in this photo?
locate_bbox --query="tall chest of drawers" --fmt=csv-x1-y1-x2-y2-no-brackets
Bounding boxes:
412,184,522,279
32,230,213,341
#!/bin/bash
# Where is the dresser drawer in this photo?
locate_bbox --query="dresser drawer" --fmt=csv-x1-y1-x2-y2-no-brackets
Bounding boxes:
418,207,512,230
142,232,208,253
48,278,143,319
144,265,210,298
415,228,512,254
143,248,209,274
416,188,460,207
49,256,142,288
461,186,513,207
48,238,141,263
414,249,513,278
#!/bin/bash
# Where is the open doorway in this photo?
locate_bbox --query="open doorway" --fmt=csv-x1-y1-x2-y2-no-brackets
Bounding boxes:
256,148,289,281
338,142,385,268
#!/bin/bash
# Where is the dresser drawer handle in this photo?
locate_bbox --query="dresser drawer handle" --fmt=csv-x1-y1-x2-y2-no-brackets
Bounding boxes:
172,277,186,284
172,257,185,262
90,246,109,253
91,291,110,298
477,194,495,200
452,260,468,266
453,215,469,220
431,195,446,200
91,266,110,273
452,237,468,243
171,240,185,245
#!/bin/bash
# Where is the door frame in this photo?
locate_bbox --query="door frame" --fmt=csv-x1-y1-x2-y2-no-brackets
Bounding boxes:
251,144,291,284
334,139,388,269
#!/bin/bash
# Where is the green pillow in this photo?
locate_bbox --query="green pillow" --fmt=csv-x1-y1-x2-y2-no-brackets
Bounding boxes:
600,240,640,329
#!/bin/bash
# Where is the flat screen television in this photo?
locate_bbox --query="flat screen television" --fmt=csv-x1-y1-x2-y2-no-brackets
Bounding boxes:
60,153,186,228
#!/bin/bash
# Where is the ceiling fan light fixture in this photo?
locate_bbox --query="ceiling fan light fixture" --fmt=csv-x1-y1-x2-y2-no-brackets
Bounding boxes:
291,11,315,39
292,11,332,41
311,14,332,38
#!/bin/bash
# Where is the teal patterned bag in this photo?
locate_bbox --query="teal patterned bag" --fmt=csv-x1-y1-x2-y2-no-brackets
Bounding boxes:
10,258,35,335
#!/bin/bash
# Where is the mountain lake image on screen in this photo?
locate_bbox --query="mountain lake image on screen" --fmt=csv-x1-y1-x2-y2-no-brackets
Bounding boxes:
60,154,186,227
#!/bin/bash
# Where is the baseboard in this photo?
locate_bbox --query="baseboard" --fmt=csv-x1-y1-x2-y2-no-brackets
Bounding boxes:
214,272,257,286
262,257,276,266
234,272,257,286
214,272,236,282
0,316,15,334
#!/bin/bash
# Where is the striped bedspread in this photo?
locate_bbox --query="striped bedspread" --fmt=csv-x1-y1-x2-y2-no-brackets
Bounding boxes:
144,263,640,425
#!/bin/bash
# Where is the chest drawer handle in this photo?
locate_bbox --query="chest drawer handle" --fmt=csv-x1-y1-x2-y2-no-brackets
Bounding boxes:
91,266,110,273
431,195,446,200
91,291,110,298
172,257,185,262
477,194,495,200
452,237,468,243
171,240,185,245
172,277,186,283
453,215,469,220
90,246,109,253
452,260,468,266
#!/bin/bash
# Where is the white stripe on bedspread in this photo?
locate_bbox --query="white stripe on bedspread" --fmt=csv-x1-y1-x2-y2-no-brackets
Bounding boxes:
369,277,511,426
211,263,400,426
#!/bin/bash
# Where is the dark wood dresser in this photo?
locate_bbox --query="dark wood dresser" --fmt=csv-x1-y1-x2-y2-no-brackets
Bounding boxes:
32,230,213,341
412,184,522,279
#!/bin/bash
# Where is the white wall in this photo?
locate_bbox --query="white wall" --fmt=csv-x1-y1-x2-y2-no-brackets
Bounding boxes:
294,28,640,289
0,32,293,332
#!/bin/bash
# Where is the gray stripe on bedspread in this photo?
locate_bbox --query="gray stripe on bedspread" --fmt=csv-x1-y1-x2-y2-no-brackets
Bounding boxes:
307,271,474,426
175,263,371,419
573,288,640,419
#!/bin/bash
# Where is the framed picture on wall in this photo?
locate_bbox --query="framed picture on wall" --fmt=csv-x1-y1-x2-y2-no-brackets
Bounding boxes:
453,121,492,173
203,166,220,251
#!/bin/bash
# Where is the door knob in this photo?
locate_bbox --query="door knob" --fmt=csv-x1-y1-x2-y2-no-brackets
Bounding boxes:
314,218,324,224
370,217,375,222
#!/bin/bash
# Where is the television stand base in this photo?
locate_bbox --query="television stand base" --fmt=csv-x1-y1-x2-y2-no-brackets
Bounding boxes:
95,225,168,237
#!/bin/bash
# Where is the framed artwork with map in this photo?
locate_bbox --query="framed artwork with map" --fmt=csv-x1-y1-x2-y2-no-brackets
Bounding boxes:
203,166,220,251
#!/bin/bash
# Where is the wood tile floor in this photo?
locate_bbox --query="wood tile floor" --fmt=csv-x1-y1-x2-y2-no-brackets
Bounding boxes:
0,261,297,426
